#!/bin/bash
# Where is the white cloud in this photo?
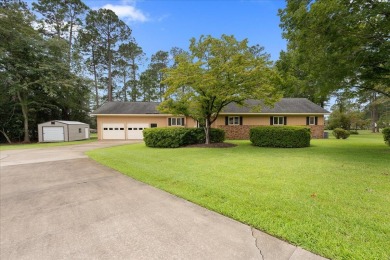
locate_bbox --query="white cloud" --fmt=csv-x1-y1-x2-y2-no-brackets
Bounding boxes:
102,3,148,23
120,0,137,4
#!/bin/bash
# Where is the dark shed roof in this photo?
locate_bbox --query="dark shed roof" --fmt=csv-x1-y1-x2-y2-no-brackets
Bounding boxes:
92,98,329,115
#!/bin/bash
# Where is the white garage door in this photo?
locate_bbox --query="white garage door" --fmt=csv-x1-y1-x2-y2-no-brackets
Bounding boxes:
127,124,149,139
102,124,125,139
43,126,65,142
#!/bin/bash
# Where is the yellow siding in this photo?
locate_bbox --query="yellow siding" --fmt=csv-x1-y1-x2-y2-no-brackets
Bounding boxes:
96,116,197,140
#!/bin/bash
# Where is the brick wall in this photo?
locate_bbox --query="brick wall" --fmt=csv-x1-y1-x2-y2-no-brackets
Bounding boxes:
216,125,325,140
217,125,253,139
309,125,325,139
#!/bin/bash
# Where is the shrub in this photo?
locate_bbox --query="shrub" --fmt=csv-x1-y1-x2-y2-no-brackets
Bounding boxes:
349,130,359,135
332,128,350,139
143,128,188,148
383,127,390,146
143,127,225,148
250,126,311,148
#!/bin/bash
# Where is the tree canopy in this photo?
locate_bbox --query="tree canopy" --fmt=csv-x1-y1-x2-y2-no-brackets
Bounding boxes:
278,0,390,98
159,35,281,144
1,1,90,143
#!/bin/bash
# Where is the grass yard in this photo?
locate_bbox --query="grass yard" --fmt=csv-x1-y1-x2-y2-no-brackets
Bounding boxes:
0,133,97,151
87,131,390,260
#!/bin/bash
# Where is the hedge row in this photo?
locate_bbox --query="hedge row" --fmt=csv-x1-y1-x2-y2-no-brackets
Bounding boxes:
250,126,311,148
143,128,225,148
383,127,390,146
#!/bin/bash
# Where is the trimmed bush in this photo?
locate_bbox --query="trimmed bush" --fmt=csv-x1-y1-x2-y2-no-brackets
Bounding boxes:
332,128,350,139
250,126,311,148
383,127,390,146
143,128,188,148
143,127,225,148
349,130,359,135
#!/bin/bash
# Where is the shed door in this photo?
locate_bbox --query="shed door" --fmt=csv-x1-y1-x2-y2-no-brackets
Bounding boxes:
85,128,89,139
102,124,125,139
127,124,149,139
43,126,65,142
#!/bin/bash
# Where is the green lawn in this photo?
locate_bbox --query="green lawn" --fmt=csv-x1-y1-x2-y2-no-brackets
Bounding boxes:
87,131,390,260
0,134,97,151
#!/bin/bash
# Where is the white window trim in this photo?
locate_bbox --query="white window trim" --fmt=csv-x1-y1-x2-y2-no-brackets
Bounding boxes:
169,117,185,126
228,116,240,125
273,116,284,125
309,116,316,125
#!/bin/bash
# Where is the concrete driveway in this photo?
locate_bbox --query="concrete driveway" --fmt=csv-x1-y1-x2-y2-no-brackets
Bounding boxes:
0,141,327,260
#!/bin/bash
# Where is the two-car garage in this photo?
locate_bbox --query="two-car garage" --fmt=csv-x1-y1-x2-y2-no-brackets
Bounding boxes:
92,102,168,141
102,123,150,140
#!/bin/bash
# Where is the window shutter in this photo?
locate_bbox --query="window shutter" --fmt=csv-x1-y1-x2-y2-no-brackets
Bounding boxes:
240,116,243,125
270,117,273,125
225,116,228,125
306,117,309,125
182,118,185,126
168,118,171,126
315,117,318,125
284,116,287,125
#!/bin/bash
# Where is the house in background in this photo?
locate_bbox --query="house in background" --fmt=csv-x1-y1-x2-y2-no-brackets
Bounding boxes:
91,98,329,140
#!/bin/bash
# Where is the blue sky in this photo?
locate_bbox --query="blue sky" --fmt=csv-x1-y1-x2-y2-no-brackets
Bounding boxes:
85,0,287,61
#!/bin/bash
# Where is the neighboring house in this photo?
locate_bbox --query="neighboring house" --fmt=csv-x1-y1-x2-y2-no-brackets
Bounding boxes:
91,98,329,140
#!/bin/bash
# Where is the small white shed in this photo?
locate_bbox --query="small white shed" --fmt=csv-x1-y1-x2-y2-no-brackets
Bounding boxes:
38,120,90,142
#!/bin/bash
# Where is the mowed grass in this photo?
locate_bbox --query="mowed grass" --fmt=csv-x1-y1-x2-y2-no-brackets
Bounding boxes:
0,134,97,151
87,131,390,260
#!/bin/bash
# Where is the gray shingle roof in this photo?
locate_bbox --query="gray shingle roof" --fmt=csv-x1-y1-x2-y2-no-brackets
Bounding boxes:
92,101,160,114
221,98,330,114
91,98,329,115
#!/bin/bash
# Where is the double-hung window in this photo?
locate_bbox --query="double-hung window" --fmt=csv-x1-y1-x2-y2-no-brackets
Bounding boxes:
308,116,315,125
228,116,240,125
168,117,185,126
273,116,285,125
306,116,318,125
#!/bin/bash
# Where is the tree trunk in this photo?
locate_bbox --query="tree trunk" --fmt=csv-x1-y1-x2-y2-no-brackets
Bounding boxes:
123,72,127,101
17,91,30,143
92,50,99,108
371,92,378,133
107,40,112,102
0,129,12,144
68,17,73,67
204,118,211,144
131,58,137,102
